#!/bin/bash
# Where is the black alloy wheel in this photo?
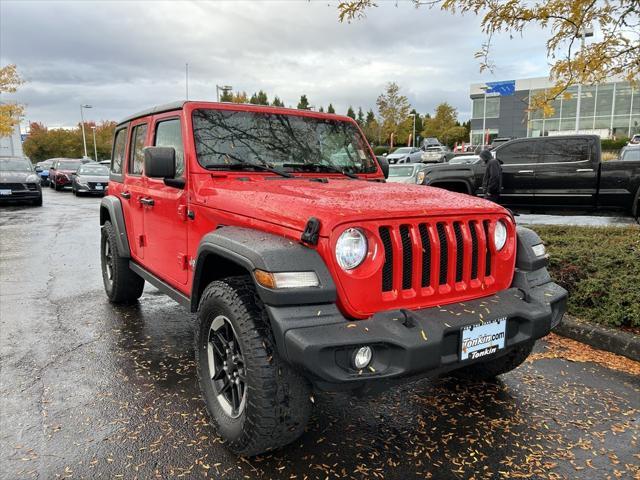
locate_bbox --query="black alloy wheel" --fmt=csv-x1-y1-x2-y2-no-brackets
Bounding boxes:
207,315,247,418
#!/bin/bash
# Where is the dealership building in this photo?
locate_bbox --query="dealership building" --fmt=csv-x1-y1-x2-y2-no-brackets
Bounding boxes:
469,77,639,145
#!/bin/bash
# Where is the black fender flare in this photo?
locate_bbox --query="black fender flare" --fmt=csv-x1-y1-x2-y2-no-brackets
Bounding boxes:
427,176,473,194
99,195,131,258
191,226,336,312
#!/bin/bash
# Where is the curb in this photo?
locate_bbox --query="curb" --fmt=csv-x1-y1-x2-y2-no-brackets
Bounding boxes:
554,315,640,362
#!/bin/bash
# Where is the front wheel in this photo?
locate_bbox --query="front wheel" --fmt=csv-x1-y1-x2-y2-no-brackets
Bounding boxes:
195,277,311,456
452,340,535,381
632,189,640,221
101,220,144,303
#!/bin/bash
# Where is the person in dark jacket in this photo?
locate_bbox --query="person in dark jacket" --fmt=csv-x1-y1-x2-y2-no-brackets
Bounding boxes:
480,149,502,203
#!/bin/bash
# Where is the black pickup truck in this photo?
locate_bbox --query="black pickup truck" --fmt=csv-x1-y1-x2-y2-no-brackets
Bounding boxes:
421,135,640,218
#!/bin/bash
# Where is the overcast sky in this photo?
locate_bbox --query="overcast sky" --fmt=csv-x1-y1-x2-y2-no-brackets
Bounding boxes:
1,0,552,129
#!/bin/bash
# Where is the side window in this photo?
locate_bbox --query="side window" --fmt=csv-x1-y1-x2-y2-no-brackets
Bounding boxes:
495,141,536,164
542,139,590,163
129,124,148,175
154,119,184,177
111,127,128,174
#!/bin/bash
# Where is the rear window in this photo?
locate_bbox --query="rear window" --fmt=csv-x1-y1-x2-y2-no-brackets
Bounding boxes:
541,138,591,163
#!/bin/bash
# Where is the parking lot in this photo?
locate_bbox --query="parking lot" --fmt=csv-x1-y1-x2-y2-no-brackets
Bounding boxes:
1,189,639,480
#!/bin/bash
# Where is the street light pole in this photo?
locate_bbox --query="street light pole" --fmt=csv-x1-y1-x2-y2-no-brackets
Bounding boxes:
408,113,416,148
91,126,98,161
480,86,488,146
79,104,92,158
575,26,594,133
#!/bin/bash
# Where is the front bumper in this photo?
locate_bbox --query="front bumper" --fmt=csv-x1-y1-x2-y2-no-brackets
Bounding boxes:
75,183,106,194
0,186,42,203
267,280,566,392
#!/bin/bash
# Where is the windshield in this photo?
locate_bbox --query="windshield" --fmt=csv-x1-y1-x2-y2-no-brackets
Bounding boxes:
78,164,109,175
192,109,378,174
58,162,81,170
0,158,32,172
392,147,412,154
621,148,640,161
388,166,415,177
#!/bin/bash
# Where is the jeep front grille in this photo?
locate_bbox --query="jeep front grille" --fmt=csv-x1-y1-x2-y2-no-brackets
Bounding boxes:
378,219,494,295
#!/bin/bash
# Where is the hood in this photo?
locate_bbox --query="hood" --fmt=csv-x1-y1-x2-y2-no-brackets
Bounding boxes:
386,176,418,184
0,171,40,183
194,175,506,236
77,174,109,182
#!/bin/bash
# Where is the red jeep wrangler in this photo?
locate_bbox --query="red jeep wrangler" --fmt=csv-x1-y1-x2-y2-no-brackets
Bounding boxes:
100,101,567,456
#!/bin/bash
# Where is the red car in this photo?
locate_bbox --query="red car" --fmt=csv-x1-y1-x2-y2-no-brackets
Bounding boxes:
49,158,83,191
99,101,567,456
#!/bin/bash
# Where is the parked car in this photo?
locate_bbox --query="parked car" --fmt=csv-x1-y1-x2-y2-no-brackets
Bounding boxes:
628,134,640,145
385,146,423,164
421,145,453,163
99,100,567,456
0,156,43,206
72,162,110,196
420,135,640,218
36,159,54,185
49,158,83,191
99,160,111,166
386,163,430,184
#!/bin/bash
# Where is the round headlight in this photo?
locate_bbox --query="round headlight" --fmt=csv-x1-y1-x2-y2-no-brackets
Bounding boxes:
494,220,508,251
416,171,426,184
336,228,367,270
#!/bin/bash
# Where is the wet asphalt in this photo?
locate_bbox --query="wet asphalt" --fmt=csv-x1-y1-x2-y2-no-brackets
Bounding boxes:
1,188,639,480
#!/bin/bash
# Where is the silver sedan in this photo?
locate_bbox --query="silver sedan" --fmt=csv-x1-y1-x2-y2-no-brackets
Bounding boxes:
386,163,431,185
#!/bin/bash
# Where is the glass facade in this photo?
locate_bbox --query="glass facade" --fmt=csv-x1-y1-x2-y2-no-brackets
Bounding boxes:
527,81,638,139
471,96,500,119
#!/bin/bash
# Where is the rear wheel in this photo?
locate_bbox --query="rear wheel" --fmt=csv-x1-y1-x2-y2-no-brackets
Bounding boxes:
196,277,311,456
100,220,144,303
452,341,535,381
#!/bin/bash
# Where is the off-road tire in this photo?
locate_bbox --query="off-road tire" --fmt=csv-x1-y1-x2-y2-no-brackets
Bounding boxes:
100,220,144,303
195,276,311,456
453,340,535,381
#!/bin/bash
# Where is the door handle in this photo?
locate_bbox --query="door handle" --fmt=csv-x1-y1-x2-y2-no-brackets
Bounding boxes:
576,168,594,172
517,170,534,174
139,197,155,206
120,191,131,199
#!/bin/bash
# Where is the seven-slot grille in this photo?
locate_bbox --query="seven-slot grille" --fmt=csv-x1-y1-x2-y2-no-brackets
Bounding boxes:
378,219,494,295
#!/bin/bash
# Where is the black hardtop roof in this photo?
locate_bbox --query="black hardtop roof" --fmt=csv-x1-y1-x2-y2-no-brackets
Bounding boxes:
117,100,187,126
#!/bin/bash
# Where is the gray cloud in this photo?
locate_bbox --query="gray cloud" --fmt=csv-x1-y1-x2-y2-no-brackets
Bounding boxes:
1,0,550,128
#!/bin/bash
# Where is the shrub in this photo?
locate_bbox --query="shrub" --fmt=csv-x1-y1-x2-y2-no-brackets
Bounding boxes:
533,225,640,328
601,137,629,151
373,146,390,156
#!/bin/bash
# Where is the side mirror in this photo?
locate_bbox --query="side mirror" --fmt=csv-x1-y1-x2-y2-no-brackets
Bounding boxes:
143,146,176,179
34,166,43,172
377,155,389,179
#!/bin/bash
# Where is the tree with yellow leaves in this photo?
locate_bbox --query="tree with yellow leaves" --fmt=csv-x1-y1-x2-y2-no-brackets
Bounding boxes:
338,0,639,115
0,64,25,137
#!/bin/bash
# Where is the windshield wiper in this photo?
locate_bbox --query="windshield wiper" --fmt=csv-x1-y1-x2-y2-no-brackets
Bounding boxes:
283,162,360,179
204,160,293,178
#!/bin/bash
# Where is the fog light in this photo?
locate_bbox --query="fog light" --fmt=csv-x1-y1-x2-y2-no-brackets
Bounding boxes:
352,346,372,370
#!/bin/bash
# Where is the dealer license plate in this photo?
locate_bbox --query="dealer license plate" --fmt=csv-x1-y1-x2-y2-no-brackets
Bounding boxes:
460,317,507,361
95,184,103,190
0,189,11,195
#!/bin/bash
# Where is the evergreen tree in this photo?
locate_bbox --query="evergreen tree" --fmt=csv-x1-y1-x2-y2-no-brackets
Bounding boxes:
327,103,335,114
357,107,365,126
271,96,284,107
318,106,324,113
297,94,310,110
346,106,356,119
219,89,233,102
